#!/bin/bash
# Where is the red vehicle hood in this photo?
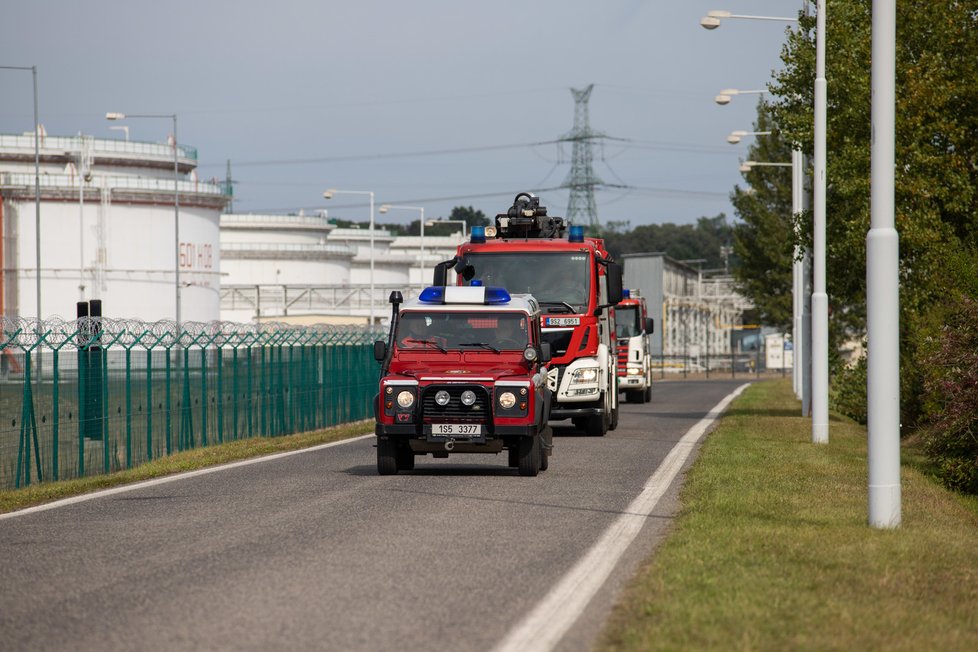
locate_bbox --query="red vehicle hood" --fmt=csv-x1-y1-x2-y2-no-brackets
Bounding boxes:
388,356,530,381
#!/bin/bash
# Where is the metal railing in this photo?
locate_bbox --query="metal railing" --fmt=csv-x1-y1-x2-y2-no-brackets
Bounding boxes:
0,133,198,161
0,316,385,490
0,172,227,196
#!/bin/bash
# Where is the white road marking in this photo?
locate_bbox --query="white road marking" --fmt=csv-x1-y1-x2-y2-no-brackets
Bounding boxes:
493,384,750,652
1,434,374,521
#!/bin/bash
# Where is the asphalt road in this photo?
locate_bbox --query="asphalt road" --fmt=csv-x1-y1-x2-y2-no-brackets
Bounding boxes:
0,379,747,652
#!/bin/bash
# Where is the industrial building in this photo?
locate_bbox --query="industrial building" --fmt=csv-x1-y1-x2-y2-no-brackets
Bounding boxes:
0,130,228,322
622,252,752,369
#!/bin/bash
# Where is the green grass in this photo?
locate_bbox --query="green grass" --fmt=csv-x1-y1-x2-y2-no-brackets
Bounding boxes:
599,379,978,652
0,420,373,514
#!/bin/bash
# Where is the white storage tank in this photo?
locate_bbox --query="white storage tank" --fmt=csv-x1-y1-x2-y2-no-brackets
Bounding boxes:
0,132,228,322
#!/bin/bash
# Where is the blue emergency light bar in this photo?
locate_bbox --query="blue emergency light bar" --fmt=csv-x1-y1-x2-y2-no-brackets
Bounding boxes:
622,288,631,299
418,286,511,305
568,225,585,243
470,225,487,244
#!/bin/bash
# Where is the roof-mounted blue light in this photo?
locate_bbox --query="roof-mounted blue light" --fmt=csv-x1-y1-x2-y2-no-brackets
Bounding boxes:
470,225,486,244
568,224,585,243
418,286,446,303
622,288,631,299
470,279,484,287
483,287,511,304
418,285,511,305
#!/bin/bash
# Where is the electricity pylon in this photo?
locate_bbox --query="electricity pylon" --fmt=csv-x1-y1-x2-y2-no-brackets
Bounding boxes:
560,84,603,230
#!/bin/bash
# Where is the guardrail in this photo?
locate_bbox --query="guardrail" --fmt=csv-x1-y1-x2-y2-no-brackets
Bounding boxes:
0,316,385,490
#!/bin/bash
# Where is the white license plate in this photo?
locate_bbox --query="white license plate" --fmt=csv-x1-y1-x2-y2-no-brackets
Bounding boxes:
431,423,482,436
545,317,580,326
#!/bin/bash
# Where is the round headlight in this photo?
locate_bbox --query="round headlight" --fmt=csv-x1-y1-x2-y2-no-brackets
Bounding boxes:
499,391,517,409
396,390,415,408
523,346,538,362
461,390,477,406
435,390,451,406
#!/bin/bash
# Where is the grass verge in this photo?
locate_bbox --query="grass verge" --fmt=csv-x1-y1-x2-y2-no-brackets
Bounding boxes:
599,379,978,651
0,420,373,515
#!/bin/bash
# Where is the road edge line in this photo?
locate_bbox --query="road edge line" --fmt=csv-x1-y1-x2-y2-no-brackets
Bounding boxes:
492,383,750,652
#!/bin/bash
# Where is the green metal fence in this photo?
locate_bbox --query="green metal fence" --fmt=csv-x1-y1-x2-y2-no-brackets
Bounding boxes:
0,317,385,490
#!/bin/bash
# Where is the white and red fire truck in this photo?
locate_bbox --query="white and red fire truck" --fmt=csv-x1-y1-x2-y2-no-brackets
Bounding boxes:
615,288,654,403
434,193,623,436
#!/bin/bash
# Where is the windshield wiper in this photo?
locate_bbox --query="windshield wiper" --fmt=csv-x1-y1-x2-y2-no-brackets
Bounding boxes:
401,337,446,353
459,342,500,353
539,301,576,314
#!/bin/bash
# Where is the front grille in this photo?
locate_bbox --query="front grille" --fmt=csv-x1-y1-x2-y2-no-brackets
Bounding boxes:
542,330,573,357
421,385,491,424
616,341,629,374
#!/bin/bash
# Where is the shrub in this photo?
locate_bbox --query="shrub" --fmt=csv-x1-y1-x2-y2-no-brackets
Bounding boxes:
917,296,978,494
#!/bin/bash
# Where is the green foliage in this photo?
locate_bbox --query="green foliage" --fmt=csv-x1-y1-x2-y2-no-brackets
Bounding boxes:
831,354,867,426
917,295,978,494
729,103,797,331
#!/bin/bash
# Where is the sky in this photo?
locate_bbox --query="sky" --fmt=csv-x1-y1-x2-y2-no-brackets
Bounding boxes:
2,0,800,229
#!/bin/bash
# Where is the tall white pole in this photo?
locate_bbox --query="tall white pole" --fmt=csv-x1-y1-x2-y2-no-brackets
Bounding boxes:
173,115,181,333
792,148,803,399
811,0,829,444
419,207,425,288
369,191,375,325
867,0,900,528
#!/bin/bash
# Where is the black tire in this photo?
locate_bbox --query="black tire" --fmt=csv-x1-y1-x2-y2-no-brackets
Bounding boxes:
585,412,608,437
508,446,520,468
396,446,415,471
377,438,398,475
643,385,652,403
539,427,552,471
517,435,540,477
609,403,619,431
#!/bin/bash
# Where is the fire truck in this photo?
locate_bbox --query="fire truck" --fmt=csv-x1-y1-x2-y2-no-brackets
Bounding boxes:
615,289,654,403
372,285,553,476
434,193,623,436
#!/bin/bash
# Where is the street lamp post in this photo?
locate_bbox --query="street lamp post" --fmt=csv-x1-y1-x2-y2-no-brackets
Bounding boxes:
106,112,180,329
867,0,900,528
1,65,40,320
811,0,829,445
715,89,767,106
324,189,376,324
727,130,771,144
379,204,425,289
700,10,797,29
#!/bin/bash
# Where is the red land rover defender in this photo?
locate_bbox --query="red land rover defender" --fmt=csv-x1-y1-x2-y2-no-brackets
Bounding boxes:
373,285,553,476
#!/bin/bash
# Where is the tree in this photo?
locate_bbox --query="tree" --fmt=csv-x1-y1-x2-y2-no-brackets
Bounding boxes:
730,103,797,332
602,215,734,271
768,1,978,487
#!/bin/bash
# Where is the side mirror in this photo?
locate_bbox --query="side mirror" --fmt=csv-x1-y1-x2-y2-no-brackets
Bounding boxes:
606,261,623,304
539,341,552,364
373,340,387,362
646,318,655,335
433,258,456,286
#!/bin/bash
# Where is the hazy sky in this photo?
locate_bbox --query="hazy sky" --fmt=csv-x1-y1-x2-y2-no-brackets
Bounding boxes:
3,1,799,228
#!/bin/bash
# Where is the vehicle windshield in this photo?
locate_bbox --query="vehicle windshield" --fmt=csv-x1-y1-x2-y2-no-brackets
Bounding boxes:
461,252,591,312
396,311,528,351
615,306,641,338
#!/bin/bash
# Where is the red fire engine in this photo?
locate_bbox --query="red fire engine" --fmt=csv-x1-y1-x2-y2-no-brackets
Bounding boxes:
434,193,623,436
